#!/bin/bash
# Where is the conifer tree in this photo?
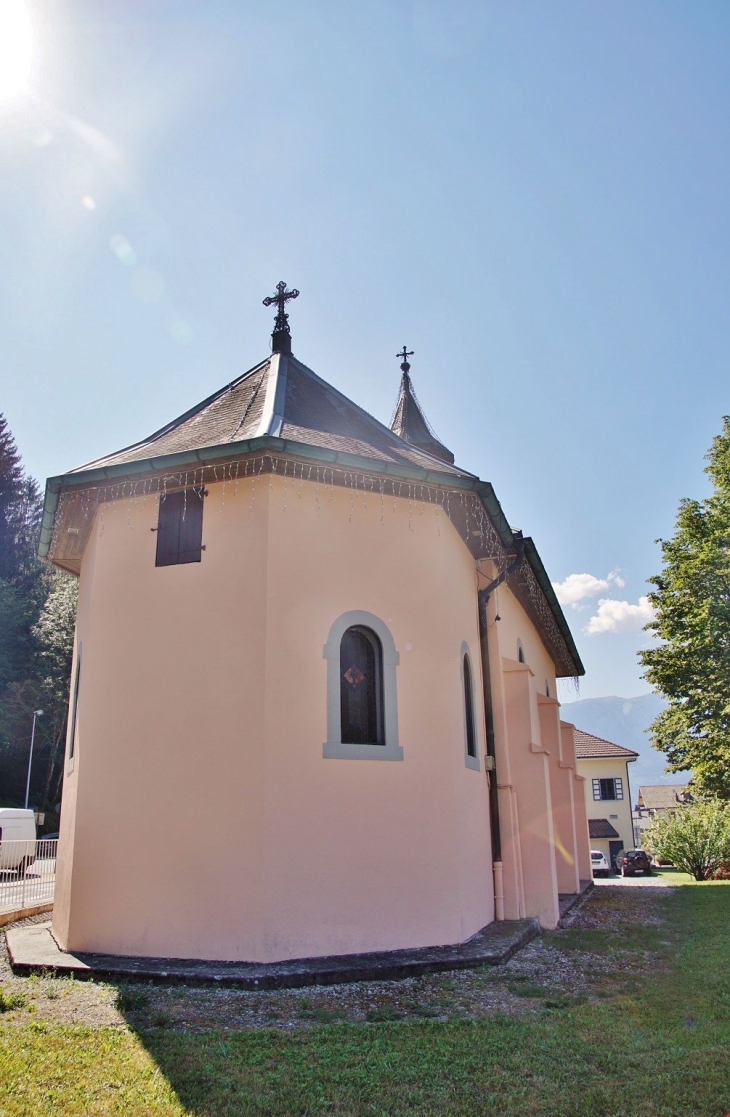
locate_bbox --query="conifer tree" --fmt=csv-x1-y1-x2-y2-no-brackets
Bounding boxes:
640,417,730,798
0,414,76,816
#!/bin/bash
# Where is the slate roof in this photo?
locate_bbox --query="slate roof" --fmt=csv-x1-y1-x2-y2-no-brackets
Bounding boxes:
574,729,638,760
74,354,471,479
390,370,454,464
40,345,585,678
588,819,620,839
637,785,690,811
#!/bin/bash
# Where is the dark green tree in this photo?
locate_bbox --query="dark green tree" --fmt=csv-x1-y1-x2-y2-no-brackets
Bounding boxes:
0,415,77,818
640,417,730,798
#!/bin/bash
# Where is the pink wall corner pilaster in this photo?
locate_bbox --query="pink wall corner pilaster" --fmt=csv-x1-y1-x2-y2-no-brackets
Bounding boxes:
561,720,592,881
538,695,580,895
502,659,560,929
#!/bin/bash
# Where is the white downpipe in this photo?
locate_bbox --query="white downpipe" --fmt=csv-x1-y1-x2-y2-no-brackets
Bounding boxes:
493,860,505,921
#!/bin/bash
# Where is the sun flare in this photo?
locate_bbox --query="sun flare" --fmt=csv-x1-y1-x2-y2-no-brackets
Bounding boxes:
0,0,34,102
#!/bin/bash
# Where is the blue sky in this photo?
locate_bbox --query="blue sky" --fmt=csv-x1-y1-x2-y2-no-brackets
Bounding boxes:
2,1,728,700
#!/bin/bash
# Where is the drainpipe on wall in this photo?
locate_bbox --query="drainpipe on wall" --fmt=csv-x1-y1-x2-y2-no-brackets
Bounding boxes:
477,542,524,922
477,582,504,920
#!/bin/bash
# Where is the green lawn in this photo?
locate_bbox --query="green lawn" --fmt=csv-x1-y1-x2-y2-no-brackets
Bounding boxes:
1,884,729,1116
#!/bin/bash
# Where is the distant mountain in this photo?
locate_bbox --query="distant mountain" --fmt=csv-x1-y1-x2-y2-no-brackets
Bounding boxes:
560,693,692,796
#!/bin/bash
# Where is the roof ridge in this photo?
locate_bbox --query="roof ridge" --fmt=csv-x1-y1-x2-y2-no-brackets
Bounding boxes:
70,358,271,474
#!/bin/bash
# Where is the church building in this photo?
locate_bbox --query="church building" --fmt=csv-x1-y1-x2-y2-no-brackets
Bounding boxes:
41,284,590,965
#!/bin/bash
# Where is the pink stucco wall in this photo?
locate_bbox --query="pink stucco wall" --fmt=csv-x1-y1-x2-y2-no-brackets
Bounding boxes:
53,476,495,962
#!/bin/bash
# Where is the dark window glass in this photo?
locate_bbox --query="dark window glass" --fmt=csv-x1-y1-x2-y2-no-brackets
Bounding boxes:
68,651,81,760
518,645,525,663
599,778,617,801
464,655,476,757
340,626,384,745
155,489,204,567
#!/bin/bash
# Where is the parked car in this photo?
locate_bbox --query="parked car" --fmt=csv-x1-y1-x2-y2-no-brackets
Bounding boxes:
591,850,610,878
0,808,37,877
615,849,652,876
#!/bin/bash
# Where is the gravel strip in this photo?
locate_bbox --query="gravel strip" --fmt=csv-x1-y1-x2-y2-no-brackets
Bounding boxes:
0,888,672,1033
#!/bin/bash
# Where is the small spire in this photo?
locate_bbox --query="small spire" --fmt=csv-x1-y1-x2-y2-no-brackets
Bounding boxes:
263,281,299,355
390,348,455,465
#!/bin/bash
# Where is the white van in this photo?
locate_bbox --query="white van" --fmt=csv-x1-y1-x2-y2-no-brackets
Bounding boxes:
0,809,36,876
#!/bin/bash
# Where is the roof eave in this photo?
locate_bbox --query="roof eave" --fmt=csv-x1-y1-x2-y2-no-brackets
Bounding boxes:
521,537,585,677
38,435,482,559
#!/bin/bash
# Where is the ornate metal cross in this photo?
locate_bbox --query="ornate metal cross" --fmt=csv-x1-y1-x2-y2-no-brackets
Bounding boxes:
263,281,299,353
397,346,414,374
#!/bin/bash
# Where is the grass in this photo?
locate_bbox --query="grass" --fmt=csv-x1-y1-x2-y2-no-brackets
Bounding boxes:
0,883,728,1115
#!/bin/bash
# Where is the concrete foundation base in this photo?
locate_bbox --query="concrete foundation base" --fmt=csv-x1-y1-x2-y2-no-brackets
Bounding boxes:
558,879,594,922
8,918,539,989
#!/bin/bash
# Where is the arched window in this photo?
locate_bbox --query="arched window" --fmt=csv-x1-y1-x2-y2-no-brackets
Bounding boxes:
340,626,384,745
463,655,477,759
517,641,525,663
323,611,402,760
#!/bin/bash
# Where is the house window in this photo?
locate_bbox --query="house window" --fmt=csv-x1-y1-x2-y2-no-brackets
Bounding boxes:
592,777,623,801
463,654,477,759
68,648,81,763
155,489,204,567
517,642,525,663
323,610,402,760
340,626,384,745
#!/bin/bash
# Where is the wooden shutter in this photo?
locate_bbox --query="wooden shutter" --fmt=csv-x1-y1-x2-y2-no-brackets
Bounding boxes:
615,777,623,800
592,778,601,800
156,489,204,566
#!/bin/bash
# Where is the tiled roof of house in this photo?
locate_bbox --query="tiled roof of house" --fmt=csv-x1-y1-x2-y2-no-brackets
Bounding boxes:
73,355,471,479
588,819,620,839
574,729,639,760
637,785,690,811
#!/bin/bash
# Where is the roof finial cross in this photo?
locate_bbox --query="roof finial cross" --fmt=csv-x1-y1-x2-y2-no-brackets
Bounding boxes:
263,281,300,355
397,346,414,374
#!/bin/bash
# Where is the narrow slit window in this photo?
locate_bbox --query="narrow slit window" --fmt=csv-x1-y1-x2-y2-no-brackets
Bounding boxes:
463,655,477,758
68,650,81,761
155,489,204,567
340,626,384,745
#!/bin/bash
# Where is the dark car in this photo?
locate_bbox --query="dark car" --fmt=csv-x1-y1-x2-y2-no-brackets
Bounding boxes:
615,849,652,876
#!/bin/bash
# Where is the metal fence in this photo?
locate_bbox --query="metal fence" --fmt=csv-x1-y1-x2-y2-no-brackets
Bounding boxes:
0,839,57,914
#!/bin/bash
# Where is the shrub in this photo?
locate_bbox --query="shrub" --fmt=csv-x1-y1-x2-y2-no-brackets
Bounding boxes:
0,988,28,1012
115,985,149,1012
646,799,730,881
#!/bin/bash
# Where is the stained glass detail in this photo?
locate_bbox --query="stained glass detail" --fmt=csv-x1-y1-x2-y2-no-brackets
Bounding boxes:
343,665,366,688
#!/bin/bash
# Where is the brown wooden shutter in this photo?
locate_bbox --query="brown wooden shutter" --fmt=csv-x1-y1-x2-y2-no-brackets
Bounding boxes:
155,489,204,566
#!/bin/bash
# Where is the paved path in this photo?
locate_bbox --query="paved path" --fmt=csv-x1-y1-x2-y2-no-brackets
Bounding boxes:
593,874,677,888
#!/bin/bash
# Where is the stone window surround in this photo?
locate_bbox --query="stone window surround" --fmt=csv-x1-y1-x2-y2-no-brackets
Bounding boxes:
323,610,402,761
460,642,480,771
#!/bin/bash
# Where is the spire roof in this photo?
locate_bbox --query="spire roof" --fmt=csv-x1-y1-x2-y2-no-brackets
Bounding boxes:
389,359,454,466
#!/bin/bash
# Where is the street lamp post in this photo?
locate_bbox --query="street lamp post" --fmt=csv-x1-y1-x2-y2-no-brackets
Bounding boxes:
24,709,43,812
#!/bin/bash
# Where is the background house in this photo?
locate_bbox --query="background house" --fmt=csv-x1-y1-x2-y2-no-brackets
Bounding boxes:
633,784,691,847
575,729,637,866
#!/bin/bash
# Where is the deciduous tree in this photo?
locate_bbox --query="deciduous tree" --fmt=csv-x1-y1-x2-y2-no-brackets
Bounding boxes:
640,417,730,798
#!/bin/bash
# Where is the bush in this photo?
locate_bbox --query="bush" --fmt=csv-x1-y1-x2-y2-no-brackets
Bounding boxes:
646,799,730,881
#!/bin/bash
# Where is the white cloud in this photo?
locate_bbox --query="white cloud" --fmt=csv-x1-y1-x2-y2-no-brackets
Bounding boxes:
584,596,654,636
552,569,625,607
